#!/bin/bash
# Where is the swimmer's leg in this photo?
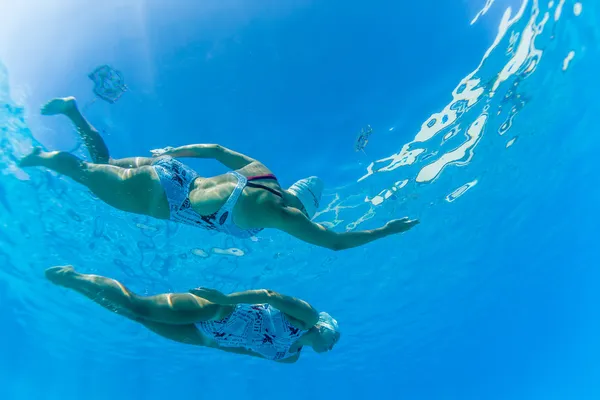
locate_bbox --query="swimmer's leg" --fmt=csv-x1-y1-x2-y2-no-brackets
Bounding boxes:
108,157,155,168
140,321,208,345
45,266,229,326
19,147,168,218
41,97,154,168
42,97,110,164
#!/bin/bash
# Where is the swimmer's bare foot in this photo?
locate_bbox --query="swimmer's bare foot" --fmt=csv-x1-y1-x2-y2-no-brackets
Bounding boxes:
45,265,78,287
40,97,77,116
18,147,44,167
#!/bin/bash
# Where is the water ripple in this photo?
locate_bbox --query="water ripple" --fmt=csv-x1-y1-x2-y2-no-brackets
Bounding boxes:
317,0,578,229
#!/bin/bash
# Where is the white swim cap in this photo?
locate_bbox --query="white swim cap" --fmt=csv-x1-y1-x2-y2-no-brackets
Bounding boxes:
317,311,339,334
288,176,324,219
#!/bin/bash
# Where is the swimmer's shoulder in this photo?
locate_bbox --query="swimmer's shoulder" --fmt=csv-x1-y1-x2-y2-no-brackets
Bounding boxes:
237,161,274,177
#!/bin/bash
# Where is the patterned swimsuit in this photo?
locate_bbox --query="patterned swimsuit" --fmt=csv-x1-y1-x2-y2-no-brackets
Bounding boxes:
196,304,306,361
152,156,280,238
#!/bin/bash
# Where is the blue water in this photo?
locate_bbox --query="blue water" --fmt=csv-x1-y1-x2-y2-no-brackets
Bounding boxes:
1,0,599,399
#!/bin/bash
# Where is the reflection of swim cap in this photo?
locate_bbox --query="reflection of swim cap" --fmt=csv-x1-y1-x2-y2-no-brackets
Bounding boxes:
288,176,324,219
317,311,339,334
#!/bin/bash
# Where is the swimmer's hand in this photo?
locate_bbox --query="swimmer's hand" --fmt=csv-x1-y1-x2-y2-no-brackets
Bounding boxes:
189,287,229,304
150,146,176,157
384,217,419,234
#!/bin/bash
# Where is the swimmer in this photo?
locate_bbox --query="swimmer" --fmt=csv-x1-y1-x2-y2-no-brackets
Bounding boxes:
20,97,419,250
45,265,340,363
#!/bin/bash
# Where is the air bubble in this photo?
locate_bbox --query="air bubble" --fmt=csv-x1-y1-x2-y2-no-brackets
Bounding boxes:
446,180,478,203
499,121,511,136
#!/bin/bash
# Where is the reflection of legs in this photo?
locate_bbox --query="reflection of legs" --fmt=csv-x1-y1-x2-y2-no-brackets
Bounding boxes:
41,97,154,168
45,266,229,325
19,148,168,217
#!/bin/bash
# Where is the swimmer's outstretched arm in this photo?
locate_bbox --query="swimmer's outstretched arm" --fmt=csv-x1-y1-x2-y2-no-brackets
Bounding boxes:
190,287,319,329
267,206,419,251
152,144,256,170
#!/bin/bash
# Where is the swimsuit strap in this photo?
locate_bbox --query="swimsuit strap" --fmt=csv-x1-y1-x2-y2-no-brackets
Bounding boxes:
214,171,247,228
246,173,282,198
246,182,283,198
247,174,278,182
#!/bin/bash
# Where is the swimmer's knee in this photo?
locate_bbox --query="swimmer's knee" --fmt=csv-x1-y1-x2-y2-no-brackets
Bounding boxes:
128,297,155,320
108,157,123,167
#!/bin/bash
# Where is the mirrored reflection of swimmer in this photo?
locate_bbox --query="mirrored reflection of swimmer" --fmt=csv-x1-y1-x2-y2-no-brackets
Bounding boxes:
20,97,419,250
45,265,340,363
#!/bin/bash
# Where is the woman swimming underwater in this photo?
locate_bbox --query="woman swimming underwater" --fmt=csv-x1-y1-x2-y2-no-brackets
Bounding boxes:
20,97,418,250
